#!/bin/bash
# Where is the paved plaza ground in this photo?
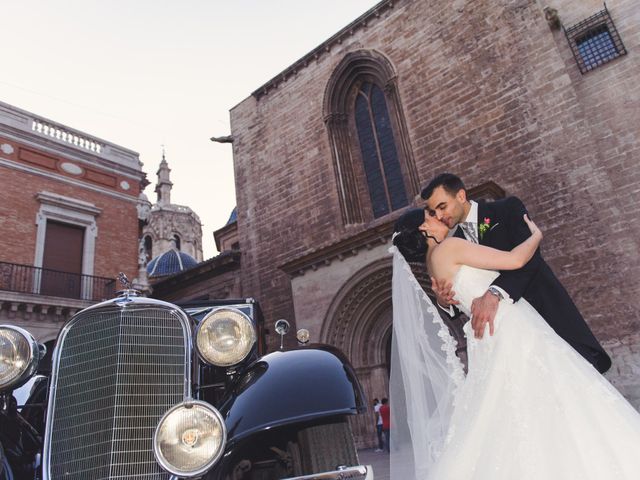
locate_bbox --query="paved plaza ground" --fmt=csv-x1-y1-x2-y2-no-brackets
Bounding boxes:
358,448,389,480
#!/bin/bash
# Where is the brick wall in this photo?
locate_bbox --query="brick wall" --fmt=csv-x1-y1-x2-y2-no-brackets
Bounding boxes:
0,142,140,282
230,0,639,358
604,332,640,410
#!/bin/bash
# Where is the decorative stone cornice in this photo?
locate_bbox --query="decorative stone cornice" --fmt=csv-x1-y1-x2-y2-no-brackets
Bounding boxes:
213,220,238,252
468,181,505,201
150,203,202,224
0,290,94,322
0,100,142,173
35,191,102,217
279,220,395,278
150,250,241,298
278,181,505,278
251,0,397,100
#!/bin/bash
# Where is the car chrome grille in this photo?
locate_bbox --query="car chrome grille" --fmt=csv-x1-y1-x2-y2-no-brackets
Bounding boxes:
45,303,190,480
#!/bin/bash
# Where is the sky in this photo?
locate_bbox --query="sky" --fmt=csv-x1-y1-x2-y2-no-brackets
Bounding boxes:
0,0,380,259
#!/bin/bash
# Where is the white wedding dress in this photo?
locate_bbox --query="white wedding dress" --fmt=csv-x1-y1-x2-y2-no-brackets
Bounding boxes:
422,265,640,479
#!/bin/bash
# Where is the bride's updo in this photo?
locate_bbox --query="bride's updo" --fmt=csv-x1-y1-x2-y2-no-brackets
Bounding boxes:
392,208,427,263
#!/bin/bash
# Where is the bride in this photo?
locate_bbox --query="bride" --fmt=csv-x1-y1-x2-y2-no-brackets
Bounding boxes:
389,208,640,480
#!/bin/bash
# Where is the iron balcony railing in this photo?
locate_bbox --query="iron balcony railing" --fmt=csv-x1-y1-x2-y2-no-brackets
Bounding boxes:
0,261,116,302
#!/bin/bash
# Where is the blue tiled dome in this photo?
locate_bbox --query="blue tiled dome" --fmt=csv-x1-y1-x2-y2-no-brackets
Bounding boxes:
226,207,237,225
147,249,198,278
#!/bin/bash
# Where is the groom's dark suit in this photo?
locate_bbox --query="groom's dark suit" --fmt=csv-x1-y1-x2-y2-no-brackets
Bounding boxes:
455,196,611,373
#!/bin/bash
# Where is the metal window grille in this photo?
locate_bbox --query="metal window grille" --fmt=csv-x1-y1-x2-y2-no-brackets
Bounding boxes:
564,4,627,74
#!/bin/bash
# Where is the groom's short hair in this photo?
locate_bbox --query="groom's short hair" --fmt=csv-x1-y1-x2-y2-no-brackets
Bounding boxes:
421,173,465,200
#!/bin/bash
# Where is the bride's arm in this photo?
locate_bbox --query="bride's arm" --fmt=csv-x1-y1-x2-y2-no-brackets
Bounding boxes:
442,215,542,271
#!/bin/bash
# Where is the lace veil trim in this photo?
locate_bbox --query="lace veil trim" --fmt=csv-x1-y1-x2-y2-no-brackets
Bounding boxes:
388,245,465,479
394,247,466,389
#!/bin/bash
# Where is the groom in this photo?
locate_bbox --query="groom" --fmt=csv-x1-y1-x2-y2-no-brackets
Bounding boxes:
422,173,611,374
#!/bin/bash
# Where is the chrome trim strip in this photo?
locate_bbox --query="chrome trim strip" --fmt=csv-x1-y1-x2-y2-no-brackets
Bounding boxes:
282,465,370,480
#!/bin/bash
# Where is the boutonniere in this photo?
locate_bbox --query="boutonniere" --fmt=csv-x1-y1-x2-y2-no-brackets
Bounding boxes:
478,217,491,241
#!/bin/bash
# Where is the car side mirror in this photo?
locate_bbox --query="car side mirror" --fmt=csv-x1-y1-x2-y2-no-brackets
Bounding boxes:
274,319,290,350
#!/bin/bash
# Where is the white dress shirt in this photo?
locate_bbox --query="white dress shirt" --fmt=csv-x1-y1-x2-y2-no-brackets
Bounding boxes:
439,201,512,316
451,200,479,241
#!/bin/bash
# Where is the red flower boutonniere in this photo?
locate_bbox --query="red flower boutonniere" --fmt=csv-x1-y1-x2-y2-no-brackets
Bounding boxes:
478,217,491,241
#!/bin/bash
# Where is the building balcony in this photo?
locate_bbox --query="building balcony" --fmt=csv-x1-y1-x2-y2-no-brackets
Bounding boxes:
0,261,116,302
0,262,117,331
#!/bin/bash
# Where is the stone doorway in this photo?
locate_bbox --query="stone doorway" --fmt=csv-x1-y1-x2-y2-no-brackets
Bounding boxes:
320,255,468,447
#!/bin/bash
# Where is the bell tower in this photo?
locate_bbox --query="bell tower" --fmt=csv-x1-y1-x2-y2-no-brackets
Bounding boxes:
155,150,172,206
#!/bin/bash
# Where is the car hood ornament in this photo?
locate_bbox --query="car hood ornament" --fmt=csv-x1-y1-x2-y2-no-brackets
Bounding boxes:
116,272,139,300
118,272,131,289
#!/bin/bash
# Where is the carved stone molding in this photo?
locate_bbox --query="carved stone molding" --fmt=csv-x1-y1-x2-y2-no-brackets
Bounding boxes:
280,181,505,278
467,181,506,201
323,49,419,225
321,259,392,368
33,191,101,279
280,220,394,278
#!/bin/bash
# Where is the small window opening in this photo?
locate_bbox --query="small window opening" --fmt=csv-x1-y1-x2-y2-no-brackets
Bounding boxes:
564,5,627,74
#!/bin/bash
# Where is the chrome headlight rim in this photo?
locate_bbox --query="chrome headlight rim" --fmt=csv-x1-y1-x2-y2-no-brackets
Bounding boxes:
0,325,39,392
153,400,227,478
196,307,257,367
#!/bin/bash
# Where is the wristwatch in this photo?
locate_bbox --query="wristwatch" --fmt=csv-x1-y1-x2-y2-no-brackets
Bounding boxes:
487,286,504,300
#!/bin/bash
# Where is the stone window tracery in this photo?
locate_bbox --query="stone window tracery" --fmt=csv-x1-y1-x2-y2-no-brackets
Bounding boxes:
324,50,418,224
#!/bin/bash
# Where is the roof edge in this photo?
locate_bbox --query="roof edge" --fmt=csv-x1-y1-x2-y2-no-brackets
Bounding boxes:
248,0,397,102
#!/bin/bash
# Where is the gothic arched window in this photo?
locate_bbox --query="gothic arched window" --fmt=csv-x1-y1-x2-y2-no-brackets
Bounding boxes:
354,82,408,218
324,50,417,224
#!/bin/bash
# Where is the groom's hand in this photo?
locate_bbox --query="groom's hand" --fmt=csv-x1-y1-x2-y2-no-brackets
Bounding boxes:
431,277,460,308
471,291,499,339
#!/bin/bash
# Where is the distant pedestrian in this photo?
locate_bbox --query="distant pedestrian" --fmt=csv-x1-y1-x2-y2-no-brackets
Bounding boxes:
373,398,383,452
379,397,390,452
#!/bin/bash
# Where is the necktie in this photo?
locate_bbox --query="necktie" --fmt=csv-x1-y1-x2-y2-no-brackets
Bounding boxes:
459,222,478,243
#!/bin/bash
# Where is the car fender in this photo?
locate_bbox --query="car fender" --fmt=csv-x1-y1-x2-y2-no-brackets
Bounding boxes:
219,345,366,446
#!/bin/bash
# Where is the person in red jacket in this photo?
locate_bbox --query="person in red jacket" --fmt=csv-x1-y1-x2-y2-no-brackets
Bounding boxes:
379,397,390,452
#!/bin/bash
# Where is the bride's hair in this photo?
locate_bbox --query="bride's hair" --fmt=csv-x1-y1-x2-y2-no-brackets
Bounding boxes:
392,208,428,263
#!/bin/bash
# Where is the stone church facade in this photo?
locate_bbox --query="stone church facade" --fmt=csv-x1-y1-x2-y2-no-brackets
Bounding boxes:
225,0,640,446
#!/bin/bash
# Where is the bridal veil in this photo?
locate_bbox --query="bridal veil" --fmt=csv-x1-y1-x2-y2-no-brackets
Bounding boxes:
389,244,465,479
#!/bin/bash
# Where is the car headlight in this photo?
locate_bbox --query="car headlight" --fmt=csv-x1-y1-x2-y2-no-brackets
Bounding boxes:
196,308,256,367
0,325,39,391
153,400,226,478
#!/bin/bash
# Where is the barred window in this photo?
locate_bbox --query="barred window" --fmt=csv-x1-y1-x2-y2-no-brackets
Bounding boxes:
565,6,626,74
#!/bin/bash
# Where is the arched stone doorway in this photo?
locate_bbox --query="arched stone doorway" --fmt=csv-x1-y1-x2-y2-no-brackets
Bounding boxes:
321,257,393,448
321,255,468,447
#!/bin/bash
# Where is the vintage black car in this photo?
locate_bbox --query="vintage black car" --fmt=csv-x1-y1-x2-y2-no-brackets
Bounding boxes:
0,288,370,480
